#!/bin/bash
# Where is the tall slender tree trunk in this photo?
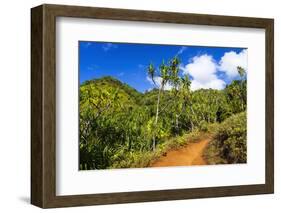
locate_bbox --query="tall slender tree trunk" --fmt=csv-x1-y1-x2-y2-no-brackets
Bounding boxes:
155,85,162,125
189,104,197,130
191,120,194,131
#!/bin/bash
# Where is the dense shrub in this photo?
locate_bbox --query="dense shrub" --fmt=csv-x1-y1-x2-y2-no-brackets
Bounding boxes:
199,120,208,132
204,112,247,164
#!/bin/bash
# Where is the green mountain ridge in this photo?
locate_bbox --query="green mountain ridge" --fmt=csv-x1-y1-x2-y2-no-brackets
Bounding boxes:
81,76,143,104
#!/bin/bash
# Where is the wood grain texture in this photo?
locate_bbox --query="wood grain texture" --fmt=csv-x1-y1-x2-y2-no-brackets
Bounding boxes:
31,4,274,208
31,5,43,207
265,20,274,193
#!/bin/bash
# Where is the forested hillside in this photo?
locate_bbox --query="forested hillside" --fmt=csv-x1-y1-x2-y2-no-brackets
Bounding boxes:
79,57,247,170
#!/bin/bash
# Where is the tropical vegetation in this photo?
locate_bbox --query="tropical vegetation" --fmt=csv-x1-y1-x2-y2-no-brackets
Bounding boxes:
79,56,247,170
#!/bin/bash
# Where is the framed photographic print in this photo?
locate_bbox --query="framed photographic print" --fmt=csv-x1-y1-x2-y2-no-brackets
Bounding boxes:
31,4,274,208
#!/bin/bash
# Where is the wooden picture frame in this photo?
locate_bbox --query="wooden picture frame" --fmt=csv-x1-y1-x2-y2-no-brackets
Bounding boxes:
31,4,274,208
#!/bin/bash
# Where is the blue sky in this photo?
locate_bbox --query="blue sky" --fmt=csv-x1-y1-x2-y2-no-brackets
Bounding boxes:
79,41,247,93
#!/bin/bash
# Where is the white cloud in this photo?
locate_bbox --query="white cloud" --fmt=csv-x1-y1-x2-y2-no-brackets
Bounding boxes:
146,76,154,84
218,49,247,78
185,55,217,83
190,79,226,91
181,54,226,91
102,43,118,52
177,46,187,55
146,50,247,92
146,76,173,90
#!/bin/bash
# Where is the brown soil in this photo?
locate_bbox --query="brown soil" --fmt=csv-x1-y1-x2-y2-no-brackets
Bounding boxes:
150,139,210,167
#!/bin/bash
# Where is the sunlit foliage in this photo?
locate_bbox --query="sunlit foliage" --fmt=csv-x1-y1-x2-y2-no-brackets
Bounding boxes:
79,59,247,170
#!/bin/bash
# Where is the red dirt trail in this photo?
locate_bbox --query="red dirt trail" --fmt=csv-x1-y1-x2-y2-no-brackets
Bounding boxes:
150,139,210,167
